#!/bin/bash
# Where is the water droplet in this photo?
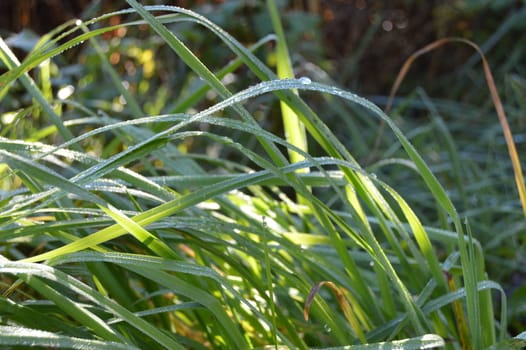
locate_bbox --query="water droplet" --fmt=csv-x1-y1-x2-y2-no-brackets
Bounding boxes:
323,324,332,333
1,111,17,124
370,173,377,180
382,20,393,32
57,85,74,100
299,77,312,85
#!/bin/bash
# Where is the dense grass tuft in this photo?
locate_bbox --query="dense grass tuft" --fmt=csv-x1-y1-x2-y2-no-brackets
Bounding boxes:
0,2,524,349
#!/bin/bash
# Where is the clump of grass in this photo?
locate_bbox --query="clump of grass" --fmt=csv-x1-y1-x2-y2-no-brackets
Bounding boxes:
0,2,523,349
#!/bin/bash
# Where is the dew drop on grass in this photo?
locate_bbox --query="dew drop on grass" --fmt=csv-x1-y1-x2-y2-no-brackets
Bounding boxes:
298,76,312,85
57,85,74,100
1,111,17,124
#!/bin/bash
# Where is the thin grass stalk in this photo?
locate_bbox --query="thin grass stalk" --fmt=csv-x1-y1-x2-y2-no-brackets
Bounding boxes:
382,37,526,218
262,220,279,348
266,0,309,168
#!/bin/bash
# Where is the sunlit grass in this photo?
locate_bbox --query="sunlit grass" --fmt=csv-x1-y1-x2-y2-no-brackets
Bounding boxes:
0,2,524,349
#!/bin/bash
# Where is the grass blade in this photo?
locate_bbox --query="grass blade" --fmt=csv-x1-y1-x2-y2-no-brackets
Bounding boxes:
266,0,308,166
0,326,140,350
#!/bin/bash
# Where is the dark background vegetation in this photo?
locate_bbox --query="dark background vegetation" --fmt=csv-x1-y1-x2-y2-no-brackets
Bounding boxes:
1,0,525,336
2,0,524,96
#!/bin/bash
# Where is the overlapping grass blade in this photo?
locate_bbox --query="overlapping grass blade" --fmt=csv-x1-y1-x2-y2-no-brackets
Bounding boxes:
320,333,444,350
0,325,140,350
0,261,186,349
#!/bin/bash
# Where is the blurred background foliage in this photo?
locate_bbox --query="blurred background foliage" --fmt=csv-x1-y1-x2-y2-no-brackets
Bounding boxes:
1,0,525,336
1,0,525,97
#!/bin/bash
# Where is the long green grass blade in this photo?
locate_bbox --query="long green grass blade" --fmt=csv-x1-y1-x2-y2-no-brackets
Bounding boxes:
266,0,308,166
0,326,140,350
0,261,185,349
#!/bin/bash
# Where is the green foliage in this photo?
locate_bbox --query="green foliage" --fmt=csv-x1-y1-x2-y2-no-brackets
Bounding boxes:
0,1,523,349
